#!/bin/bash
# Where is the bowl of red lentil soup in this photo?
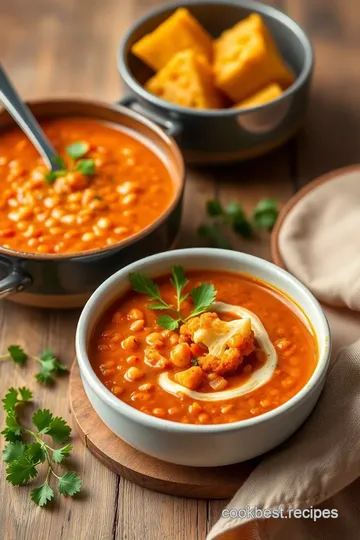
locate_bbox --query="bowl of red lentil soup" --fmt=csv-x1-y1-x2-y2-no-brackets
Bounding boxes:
0,99,184,308
76,248,330,467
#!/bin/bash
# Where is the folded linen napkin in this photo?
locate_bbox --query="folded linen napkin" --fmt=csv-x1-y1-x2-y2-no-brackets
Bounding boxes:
207,166,360,540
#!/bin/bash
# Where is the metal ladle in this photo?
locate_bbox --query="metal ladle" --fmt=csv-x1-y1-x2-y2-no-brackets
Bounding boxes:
0,64,61,171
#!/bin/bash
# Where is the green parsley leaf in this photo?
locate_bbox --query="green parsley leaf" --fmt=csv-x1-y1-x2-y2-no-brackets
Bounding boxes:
44,170,66,184
46,417,71,444
4,412,21,437
50,155,66,170
35,349,67,384
18,387,33,402
225,202,244,218
7,345,27,365
66,141,90,160
171,266,189,306
252,198,279,231
156,315,179,331
31,482,54,507
3,441,27,462
197,224,233,250
206,199,223,217
191,283,217,317
75,158,95,176
232,214,253,238
2,388,20,412
26,443,46,464
147,303,171,311
32,409,53,433
6,456,38,485
58,472,82,497
52,444,73,464
129,272,163,303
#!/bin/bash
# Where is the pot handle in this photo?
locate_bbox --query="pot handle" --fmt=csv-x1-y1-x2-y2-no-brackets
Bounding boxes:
117,96,182,139
0,257,32,298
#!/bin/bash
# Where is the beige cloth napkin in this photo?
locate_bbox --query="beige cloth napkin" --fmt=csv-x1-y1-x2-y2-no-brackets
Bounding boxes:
208,167,360,540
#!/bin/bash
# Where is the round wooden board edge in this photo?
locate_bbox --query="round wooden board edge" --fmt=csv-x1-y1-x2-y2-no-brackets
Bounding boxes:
69,360,256,499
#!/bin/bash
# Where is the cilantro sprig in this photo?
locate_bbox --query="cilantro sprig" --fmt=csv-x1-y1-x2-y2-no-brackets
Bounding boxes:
45,140,95,184
198,198,279,249
129,266,216,330
0,346,67,385
1,387,81,507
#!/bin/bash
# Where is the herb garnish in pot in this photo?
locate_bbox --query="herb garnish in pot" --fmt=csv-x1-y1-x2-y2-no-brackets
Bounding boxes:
45,140,96,184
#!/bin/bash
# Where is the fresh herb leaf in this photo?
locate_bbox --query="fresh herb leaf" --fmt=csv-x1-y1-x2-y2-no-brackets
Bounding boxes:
156,315,179,331
252,198,279,230
31,483,54,507
225,202,244,218
66,141,90,160
7,345,27,365
191,283,217,317
50,155,66,170
232,214,253,238
129,272,163,301
191,358,199,366
52,444,73,464
3,441,27,462
35,349,67,385
6,456,38,485
206,199,223,217
58,472,82,497
44,170,66,184
171,266,189,308
75,158,95,176
26,443,46,464
46,417,71,444
32,409,53,433
2,388,20,412
18,387,33,401
147,302,171,311
197,224,233,249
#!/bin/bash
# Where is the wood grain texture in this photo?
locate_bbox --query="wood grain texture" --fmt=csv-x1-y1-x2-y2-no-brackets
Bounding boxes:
1,0,355,538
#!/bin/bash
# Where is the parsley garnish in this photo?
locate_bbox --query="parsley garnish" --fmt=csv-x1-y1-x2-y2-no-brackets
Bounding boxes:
198,198,279,249
44,141,95,184
0,346,67,385
1,387,81,507
129,266,216,330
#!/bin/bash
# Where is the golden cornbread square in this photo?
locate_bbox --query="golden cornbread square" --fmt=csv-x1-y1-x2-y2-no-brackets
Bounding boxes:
131,8,213,72
236,82,283,108
145,49,225,109
214,14,294,103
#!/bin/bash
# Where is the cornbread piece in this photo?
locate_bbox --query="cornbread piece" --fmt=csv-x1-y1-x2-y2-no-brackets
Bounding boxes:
214,14,294,103
145,49,225,109
236,82,283,108
131,8,213,71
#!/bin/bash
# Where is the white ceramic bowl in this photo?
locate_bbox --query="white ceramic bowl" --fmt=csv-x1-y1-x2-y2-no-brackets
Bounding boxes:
75,248,330,467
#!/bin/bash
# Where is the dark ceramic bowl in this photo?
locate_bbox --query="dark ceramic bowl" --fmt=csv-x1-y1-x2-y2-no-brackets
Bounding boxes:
0,100,184,308
118,0,314,164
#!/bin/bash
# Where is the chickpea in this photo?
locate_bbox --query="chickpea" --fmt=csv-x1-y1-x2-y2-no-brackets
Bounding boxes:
121,335,138,350
169,333,179,346
97,217,112,229
66,171,89,191
220,404,234,415
125,366,144,381
170,343,192,368
188,402,202,414
89,198,107,211
260,400,270,408
49,227,63,235
198,413,209,424
81,232,95,242
112,386,123,396
37,244,50,254
44,196,60,209
68,192,82,203
61,214,76,224
138,383,154,392
129,319,145,332
168,407,181,416
116,181,141,195
122,193,137,206
152,408,165,417
174,367,203,390
128,308,144,320
51,208,65,219
114,226,128,235
126,355,139,365
146,332,164,346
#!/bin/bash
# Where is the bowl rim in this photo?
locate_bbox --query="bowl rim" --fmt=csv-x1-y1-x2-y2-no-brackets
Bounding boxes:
118,0,314,117
76,247,331,434
0,97,185,261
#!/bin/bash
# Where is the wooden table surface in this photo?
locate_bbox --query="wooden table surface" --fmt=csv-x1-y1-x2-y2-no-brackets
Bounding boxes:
1,0,359,539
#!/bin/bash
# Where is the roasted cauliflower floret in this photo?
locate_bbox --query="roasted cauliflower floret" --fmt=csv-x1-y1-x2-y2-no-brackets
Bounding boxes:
180,312,255,375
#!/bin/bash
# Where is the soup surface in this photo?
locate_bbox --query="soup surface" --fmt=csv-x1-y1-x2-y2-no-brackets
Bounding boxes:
89,270,318,425
0,118,174,254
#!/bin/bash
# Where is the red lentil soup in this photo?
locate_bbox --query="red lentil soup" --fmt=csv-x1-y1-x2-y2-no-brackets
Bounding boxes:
89,270,318,425
0,118,174,254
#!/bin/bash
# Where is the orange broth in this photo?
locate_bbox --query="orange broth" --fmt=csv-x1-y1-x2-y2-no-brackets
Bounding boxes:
89,270,318,425
0,118,174,254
